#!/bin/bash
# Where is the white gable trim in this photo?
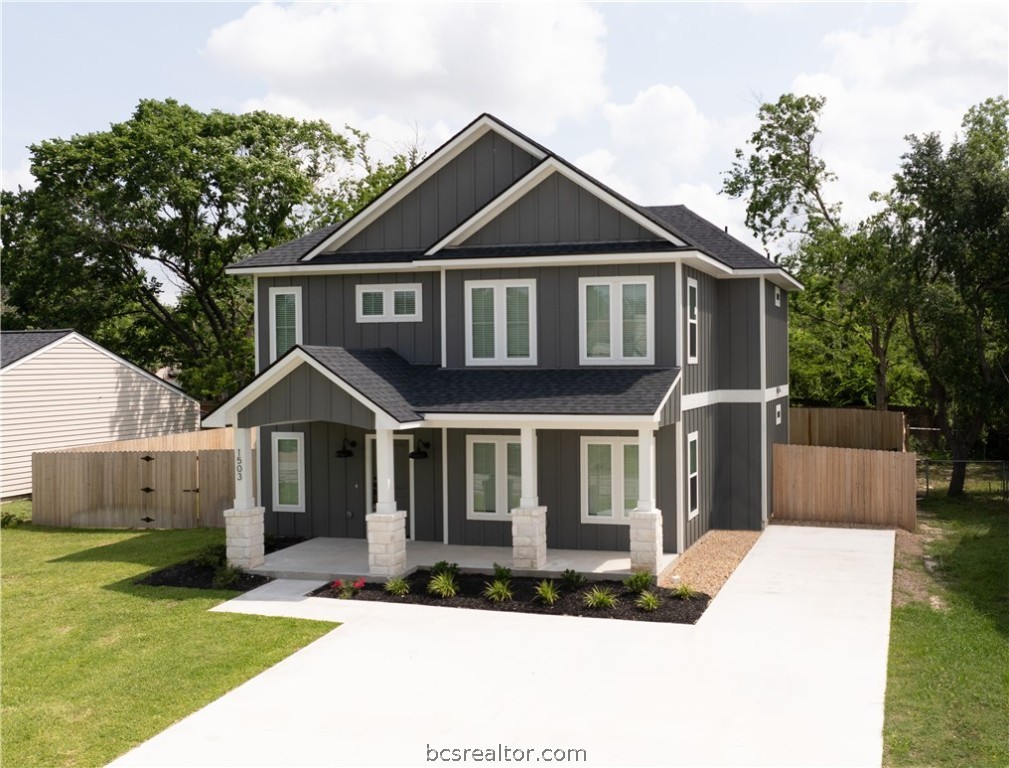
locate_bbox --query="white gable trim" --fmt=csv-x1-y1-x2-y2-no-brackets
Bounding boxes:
202,348,408,430
425,158,687,256
301,116,548,261
1,331,199,403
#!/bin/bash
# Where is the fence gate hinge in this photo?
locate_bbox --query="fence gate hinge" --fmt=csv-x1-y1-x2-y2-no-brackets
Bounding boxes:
140,455,155,462
140,487,155,494
182,488,200,494
140,516,155,523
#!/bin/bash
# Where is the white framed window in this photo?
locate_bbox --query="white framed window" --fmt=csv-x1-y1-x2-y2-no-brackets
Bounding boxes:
775,403,783,426
580,436,639,524
774,285,782,308
687,430,699,520
579,276,654,365
271,431,305,513
686,277,698,365
269,286,302,363
464,279,537,366
465,435,521,520
355,283,422,323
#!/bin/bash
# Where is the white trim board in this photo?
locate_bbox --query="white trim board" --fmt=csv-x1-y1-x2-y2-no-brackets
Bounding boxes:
680,385,789,412
422,413,657,430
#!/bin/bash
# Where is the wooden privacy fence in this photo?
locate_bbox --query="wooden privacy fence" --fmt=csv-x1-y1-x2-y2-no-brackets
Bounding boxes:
32,449,239,529
773,443,916,531
790,408,906,451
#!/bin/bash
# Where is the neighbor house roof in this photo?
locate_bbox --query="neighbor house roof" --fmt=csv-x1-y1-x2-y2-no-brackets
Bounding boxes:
303,346,679,419
0,330,74,369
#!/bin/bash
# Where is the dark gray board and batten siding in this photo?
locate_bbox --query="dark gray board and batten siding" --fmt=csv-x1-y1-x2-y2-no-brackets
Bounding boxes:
338,132,538,253
765,281,789,388
238,364,376,430
444,263,678,369
713,403,763,532
256,273,442,372
461,172,663,247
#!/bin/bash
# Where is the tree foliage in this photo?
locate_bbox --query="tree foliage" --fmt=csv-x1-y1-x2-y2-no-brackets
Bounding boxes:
2,99,416,401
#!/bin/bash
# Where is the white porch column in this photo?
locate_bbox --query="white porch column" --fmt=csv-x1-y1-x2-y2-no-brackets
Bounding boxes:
367,427,407,578
630,427,663,574
512,427,547,571
225,425,265,569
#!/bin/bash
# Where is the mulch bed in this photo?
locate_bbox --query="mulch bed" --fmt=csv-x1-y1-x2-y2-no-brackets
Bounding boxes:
314,570,710,624
135,537,306,593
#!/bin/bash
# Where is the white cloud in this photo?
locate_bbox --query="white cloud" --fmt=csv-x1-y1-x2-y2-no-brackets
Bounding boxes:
205,1,608,143
1,160,36,192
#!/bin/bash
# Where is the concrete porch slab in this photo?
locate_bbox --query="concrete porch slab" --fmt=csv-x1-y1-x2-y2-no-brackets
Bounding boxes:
250,536,677,581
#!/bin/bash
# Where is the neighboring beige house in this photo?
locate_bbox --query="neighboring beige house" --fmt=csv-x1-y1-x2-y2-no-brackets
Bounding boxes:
0,330,200,498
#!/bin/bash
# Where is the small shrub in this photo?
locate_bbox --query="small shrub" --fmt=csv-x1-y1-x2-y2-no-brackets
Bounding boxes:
635,591,661,612
212,564,242,590
534,579,561,606
492,562,513,581
483,578,513,603
431,560,460,578
583,586,618,609
331,577,366,599
194,544,227,569
384,577,410,597
560,568,588,591
624,571,655,594
427,571,459,598
1,510,22,529
0,502,31,528
671,583,696,599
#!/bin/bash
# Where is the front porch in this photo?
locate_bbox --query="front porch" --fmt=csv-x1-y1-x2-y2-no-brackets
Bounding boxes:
249,537,678,582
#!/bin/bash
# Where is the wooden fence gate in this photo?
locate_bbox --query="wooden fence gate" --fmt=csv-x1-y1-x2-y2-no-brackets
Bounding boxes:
32,449,238,529
772,443,917,531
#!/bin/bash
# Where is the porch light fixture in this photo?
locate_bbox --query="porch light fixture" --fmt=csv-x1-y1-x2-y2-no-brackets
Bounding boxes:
408,440,431,460
335,438,356,459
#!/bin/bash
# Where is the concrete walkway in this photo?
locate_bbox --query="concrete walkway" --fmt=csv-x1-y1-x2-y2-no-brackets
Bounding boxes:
109,526,894,767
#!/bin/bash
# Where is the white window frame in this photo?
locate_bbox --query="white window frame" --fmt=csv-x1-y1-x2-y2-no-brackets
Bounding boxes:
579,436,640,525
687,430,699,520
774,285,782,308
271,431,306,513
355,283,423,323
578,276,655,366
686,277,698,365
268,286,302,363
464,279,537,366
465,435,521,521
775,403,783,426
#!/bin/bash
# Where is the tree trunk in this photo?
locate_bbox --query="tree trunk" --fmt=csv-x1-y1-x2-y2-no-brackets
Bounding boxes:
948,443,970,497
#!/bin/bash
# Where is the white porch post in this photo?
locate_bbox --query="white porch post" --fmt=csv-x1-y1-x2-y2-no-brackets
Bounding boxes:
367,427,407,578
630,426,663,574
225,425,265,569
512,426,547,571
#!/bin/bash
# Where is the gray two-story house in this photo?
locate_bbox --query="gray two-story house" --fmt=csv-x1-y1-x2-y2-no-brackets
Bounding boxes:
205,114,798,578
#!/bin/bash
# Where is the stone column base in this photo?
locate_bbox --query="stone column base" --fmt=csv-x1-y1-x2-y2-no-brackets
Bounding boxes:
511,506,547,570
224,506,265,569
629,508,663,574
366,510,407,578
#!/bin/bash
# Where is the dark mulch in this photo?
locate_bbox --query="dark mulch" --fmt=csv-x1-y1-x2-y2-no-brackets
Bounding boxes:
314,570,710,624
134,536,306,593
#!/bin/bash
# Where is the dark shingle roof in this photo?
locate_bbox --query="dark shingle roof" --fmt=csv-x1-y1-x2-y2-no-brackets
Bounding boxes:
434,241,686,260
302,346,678,420
644,205,775,269
1,330,73,368
232,223,344,269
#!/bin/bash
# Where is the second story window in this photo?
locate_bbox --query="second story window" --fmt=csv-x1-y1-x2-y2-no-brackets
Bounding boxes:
687,277,698,365
269,286,302,363
355,284,423,323
579,276,654,365
464,279,537,366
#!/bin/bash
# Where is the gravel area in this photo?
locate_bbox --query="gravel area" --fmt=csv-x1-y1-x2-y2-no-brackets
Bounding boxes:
660,529,762,596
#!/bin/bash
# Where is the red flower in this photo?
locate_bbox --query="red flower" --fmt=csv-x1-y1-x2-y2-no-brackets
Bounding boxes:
353,578,366,589
332,579,343,589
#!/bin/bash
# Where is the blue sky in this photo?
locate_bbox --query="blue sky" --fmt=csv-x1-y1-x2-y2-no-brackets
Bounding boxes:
3,1,1007,249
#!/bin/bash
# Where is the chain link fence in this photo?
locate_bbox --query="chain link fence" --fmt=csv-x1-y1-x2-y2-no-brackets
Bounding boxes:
917,459,1009,502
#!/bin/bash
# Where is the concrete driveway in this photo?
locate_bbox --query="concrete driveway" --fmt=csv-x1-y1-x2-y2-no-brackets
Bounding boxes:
109,525,894,767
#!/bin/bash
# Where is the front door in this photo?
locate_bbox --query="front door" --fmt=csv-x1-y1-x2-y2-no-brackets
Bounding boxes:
366,436,414,539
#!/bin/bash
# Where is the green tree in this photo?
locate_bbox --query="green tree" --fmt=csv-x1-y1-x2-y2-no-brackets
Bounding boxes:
3,99,415,401
891,96,1009,494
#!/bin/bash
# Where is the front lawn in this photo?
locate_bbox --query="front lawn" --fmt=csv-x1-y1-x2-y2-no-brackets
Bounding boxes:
1,518,335,768
884,494,1009,767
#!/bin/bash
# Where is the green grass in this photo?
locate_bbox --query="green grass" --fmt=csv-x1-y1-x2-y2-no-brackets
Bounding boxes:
884,495,1009,767
1,519,336,768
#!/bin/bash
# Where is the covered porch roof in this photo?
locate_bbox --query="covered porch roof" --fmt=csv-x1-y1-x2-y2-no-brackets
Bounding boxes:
204,345,682,430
